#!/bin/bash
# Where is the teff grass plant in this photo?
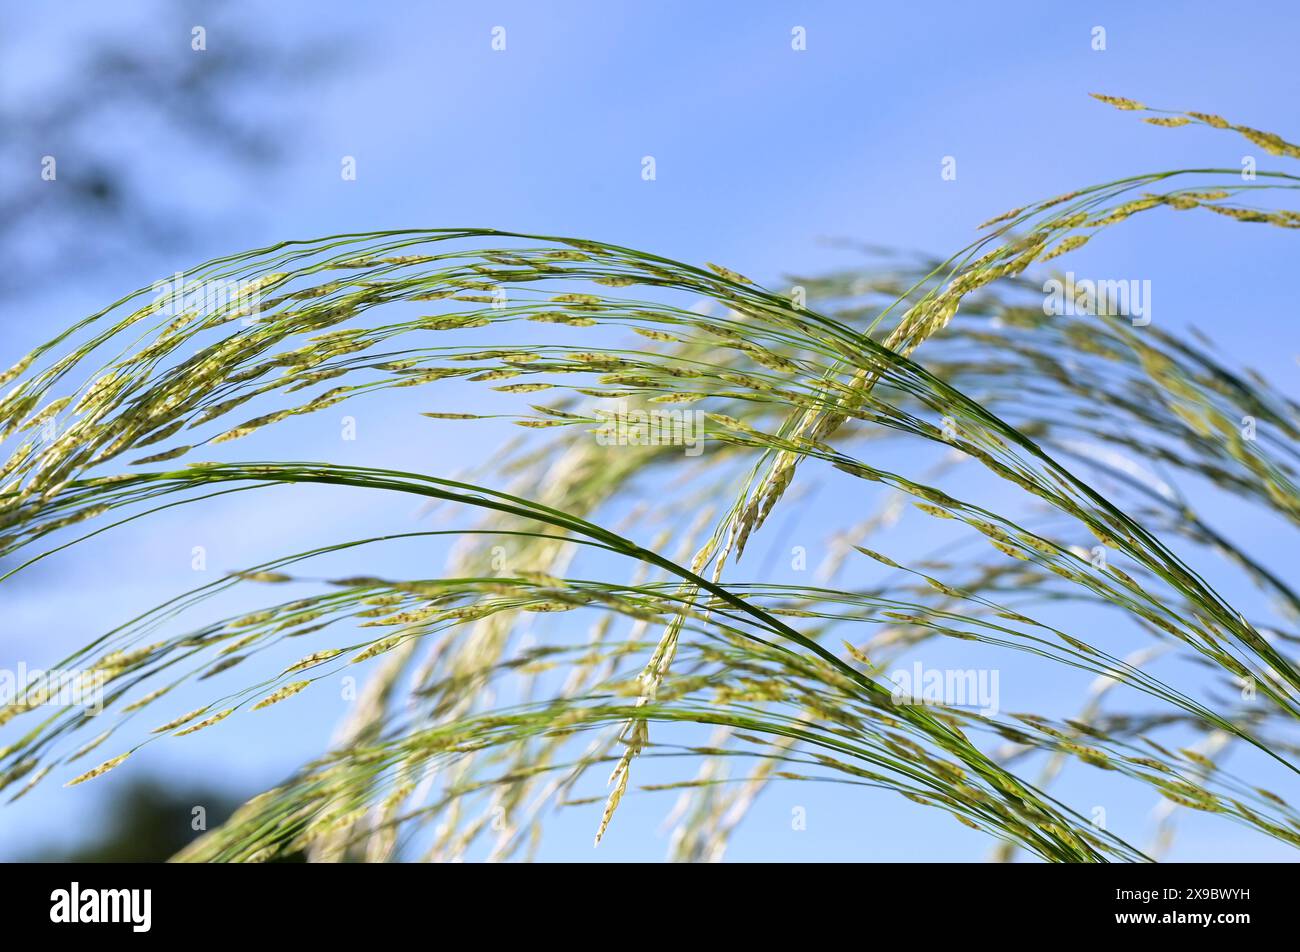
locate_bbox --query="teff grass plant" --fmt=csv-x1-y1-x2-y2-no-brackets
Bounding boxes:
2,98,1299,861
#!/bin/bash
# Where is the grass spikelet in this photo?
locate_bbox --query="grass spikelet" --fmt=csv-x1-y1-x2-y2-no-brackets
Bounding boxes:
914,502,954,519
131,446,192,465
175,708,235,736
0,354,34,388
492,383,555,393
283,649,344,674
632,327,679,342
18,397,70,433
853,545,901,568
528,312,598,326
65,752,132,787
152,707,210,733
253,681,312,710
842,641,874,668
705,262,754,284
121,685,173,713
1090,93,1146,111
648,392,703,404
67,731,113,763
595,753,631,846
350,637,405,662
1040,235,1090,261
235,571,293,583
977,205,1025,229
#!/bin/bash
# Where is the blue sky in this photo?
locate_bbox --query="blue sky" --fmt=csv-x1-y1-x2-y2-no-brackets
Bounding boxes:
2,1,1298,861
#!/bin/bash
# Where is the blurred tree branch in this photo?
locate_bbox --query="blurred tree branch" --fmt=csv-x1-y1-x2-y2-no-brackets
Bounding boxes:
0,1,338,296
